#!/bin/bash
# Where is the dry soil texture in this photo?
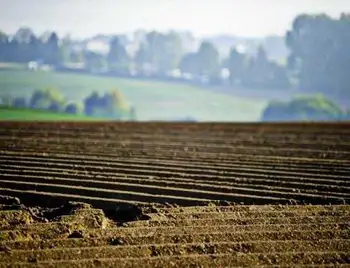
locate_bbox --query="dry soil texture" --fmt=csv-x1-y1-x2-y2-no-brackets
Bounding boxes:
0,122,350,267
0,122,349,207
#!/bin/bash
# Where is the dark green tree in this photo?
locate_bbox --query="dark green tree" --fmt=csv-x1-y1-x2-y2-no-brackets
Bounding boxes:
84,91,100,116
70,50,84,63
196,41,220,76
59,36,72,64
84,51,107,72
44,32,60,65
12,97,27,108
29,88,65,110
65,103,80,114
261,95,345,121
286,13,350,97
179,53,198,74
136,31,183,73
227,47,246,86
107,37,130,73
0,31,8,61
135,42,149,68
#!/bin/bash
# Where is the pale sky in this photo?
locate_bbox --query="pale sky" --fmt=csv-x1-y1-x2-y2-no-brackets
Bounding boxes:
1,0,350,38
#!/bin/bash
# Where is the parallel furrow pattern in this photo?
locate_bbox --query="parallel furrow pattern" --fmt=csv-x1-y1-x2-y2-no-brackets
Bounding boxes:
0,205,349,267
1,122,349,206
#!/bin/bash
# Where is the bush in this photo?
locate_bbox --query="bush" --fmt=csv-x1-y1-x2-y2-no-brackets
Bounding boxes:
261,95,346,122
261,101,288,121
65,102,83,115
83,91,100,116
30,88,66,111
83,89,135,120
48,101,62,112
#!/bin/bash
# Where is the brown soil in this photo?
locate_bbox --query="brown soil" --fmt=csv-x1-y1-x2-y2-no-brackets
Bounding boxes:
0,122,349,266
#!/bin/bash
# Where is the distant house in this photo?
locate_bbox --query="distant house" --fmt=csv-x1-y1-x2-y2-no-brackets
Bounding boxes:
220,68,230,80
27,60,52,72
27,61,39,71
167,69,182,78
85,40,109,54
220,68,230,85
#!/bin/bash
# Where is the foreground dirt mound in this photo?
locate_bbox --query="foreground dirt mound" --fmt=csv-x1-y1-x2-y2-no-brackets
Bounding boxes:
0,122,349,207
0,200,349,267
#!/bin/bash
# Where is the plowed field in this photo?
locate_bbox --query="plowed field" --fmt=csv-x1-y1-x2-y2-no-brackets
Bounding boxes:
1,122,350,206
0,122,349,266
0,201,350,267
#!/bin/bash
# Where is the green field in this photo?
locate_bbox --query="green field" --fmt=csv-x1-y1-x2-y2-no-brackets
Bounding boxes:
0,107,104,121
0,70,268,121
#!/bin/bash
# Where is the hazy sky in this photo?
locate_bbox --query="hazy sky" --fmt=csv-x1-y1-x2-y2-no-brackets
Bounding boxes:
1,0,350,38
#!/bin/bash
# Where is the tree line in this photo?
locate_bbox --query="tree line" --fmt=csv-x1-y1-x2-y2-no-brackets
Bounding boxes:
1,87,136,120
1,12,349,96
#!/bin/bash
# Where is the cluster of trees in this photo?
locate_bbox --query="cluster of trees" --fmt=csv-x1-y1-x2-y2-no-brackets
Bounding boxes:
1,12,349,97
0,28,60,65
224,46,290,89
261,95,350,121
286,13,350,98
0,88,136,120
260,13,350,121
84,89,136,120
0,27,290,89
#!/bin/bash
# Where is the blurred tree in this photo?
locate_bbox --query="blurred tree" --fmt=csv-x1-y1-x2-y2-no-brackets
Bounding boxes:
196,41,220,76
84,91,100,116
70,50,84,63
136,31,184,74
179,52,198,74
107,37,130,73
286,13,350,97
65,102,83,115
85,51,107,72
8,27,38,62
160,31,184,71
134,42,149,68
83,89,133,120
0,95,13,106
59,37,72,65
243,46,269,87
29,88,65,110
48,101,61,112
103,89,130,118
227,47,246,86
14,27,35,43
12,97,27,108
0,31,8,61
0,31,8,42
44,32,60,65
28,35,42,61
261,95,345,121
239,45,290,89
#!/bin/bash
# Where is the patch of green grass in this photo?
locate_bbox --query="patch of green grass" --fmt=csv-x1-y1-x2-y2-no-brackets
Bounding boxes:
0,70,268,121
0,106,105,121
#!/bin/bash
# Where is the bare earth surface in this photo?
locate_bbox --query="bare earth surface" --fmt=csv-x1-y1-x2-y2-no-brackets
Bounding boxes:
0,122,349,266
